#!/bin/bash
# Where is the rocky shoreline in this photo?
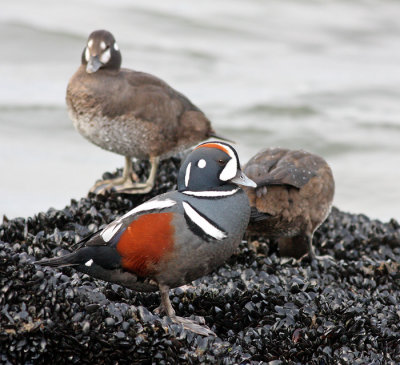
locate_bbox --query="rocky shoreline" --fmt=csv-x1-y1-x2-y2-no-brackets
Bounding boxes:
1,157,400,364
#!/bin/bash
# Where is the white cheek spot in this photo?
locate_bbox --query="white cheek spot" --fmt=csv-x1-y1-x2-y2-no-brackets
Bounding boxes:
85,47,90,62
100,41,106,50
185,162,192,187
219,158,237,181
88,39,93,48
85,259,93,267
114,42,119,51
197,159,206,169
100,48,111,64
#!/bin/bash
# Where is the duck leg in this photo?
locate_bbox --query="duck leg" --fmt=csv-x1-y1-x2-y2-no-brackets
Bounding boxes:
90,156,160,195
299,233,335,262
156,284,216,337
117,156,160,194
278,234,334,262
90,156,138,194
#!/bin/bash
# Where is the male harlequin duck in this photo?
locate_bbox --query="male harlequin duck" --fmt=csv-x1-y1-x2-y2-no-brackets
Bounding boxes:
243,148,334,260
66,29,217,194
36,142,256,336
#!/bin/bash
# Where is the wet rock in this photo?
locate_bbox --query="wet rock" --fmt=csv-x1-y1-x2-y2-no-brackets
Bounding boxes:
105,317,115,327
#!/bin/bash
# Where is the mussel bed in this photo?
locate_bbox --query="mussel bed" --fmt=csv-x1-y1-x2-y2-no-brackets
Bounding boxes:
1,157,399,364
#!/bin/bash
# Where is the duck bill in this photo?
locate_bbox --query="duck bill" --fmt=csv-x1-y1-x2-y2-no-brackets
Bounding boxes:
231,170,257,188
86,56,102,74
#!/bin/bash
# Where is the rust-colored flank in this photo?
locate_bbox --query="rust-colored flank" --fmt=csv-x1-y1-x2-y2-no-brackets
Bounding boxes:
116,212,175,276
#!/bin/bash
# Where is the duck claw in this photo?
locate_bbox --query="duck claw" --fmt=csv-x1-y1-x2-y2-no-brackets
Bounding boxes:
171,315,216,337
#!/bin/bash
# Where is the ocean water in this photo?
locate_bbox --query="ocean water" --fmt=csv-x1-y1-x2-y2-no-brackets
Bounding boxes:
0,0,399,222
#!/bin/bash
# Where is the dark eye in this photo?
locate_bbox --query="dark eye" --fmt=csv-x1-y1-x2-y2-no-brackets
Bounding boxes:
218,159,226,166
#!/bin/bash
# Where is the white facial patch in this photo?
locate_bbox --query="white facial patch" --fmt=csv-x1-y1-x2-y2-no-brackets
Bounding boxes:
100,48,111,64
182,202,227,240
85,259,93,267
197,159,206,168
185,162,192,187
202,142,238,182
85,47,90,62
88,39,93,49
114,42,119,51
100,41,106,50
219,157,237,181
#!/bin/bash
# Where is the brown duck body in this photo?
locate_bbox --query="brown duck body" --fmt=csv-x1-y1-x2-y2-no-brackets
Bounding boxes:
66,65,213,160
243,148,335,259
66,29,216,194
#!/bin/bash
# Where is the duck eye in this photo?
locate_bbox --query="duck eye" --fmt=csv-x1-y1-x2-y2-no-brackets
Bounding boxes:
218,159,226,166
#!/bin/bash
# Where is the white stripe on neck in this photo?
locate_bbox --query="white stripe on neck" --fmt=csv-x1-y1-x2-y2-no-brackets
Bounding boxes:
182,188,239,197
182,202,227,240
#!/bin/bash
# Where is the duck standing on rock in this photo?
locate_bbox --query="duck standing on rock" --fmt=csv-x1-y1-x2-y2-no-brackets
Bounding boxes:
243,148,334,260
66,29,217,194
36,142,256,336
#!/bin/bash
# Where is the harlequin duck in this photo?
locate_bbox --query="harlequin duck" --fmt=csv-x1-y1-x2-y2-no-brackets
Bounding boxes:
243,148,334,260
66,29,218,194
36,142,256,336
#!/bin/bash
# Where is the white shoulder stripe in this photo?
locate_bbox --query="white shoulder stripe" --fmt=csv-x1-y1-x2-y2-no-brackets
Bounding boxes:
120,199,177,220
182,202,227,240
183,188,239,197
101,198,177,243
101,221,123,242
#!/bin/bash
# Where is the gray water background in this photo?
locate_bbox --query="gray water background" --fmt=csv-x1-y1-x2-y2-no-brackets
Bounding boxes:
1,0,399,222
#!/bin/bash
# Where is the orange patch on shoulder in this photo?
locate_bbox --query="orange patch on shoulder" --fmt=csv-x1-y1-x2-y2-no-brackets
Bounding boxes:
116,212,175,277
196,142,229,155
